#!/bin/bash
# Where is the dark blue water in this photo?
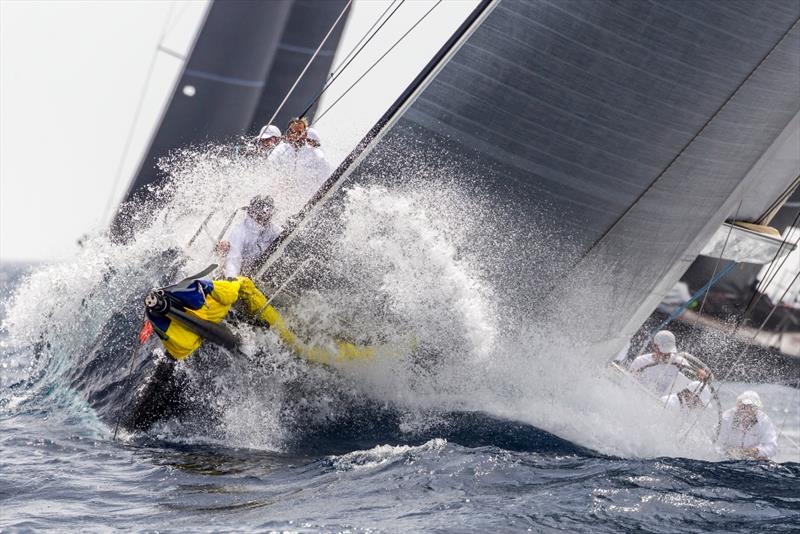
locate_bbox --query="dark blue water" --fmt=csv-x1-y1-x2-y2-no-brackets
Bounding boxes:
3,411,800,533
2,261,799,533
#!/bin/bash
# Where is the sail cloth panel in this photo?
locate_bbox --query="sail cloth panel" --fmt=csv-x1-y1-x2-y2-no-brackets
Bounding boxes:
401,0,800,345
260,1,799,354
584,19,800,343
404,0,799,249
123,0,294,200
248,0,350,133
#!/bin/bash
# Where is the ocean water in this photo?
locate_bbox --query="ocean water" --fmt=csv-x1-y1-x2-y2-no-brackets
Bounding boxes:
2,387,799,533
2,147,799,533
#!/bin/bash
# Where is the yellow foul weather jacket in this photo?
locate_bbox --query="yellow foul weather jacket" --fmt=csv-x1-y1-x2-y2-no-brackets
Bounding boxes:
150,276,375,366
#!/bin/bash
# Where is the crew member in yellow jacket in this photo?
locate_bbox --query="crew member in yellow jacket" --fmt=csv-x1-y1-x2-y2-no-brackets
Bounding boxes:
124,275,378,433
144,275,375,366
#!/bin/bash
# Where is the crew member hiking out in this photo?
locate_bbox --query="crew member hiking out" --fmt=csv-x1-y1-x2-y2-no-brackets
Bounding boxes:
124,272,377,431
216,195,281,278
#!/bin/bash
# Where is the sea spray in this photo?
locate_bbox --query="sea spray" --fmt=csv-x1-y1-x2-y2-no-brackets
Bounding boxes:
0,138,760,460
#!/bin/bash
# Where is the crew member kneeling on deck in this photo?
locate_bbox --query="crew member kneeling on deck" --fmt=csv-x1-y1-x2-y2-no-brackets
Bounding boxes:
716,391,778,461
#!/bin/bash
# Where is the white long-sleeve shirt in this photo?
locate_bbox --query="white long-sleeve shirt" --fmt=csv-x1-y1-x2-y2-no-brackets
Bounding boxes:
716,407,778,460
267,139,331,211
223,214,281,278
629,352,691,397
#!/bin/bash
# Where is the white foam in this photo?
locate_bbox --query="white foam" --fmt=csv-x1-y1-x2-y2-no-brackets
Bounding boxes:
331,438,448,471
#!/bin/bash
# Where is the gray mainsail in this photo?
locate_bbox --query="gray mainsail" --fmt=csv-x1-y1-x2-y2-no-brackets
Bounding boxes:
257,0,800,358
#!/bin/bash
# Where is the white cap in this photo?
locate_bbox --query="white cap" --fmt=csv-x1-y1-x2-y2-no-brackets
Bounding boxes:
737,390,762,408
306,127,321,144
258,124,281,139
653,330,677,354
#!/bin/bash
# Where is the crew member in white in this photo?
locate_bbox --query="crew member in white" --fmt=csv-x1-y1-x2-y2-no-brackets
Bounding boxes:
629,330,705,396
216,195,282,278
299,126,329,186
268,117,331,209
716,391,778,461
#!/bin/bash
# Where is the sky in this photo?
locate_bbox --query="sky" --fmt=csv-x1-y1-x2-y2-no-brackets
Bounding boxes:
0,0,479,262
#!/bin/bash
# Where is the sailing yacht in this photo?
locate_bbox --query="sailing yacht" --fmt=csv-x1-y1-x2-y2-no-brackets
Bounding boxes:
110,0,799,444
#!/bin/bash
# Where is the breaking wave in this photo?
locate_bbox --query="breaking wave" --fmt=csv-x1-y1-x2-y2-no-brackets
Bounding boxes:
329,438,448,472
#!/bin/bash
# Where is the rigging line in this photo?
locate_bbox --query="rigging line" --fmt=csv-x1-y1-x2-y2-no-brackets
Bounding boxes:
756,174,800,226
101,1,178,225
734,209,800,332
754,230,800,307
643,261,737,358
314,0,443,124
328,0,400,80
165,0,192,36
266,0,353,126
752,209,800,297
300,0,405,119
697,200,743,318
755,232,800,304
215,209,239,243
720,268,800,387
158,45,185,61
754,218,800,298
259,258,316,316
186,210,216,248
